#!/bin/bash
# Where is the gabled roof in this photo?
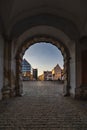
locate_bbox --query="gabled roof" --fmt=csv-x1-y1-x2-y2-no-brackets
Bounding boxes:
54,64,61,70
22,59,31,67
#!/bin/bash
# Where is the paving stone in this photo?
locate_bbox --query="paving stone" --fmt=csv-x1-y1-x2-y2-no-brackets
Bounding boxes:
0,81,87,130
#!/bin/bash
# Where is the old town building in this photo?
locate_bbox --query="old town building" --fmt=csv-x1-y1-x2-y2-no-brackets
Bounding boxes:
33,69,38,80
38,74,44,81
52,64,62,80
44,71,53,81
39,71,53,81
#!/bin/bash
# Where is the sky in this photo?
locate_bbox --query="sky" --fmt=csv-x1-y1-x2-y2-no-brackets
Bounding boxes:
23,42,64,76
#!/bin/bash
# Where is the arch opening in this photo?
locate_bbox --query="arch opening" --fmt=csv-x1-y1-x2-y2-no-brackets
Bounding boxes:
22,42,64,95
23,42,64,79
15,36,71,96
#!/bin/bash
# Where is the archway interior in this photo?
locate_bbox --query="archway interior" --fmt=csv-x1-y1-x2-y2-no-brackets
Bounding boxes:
16,37,70,96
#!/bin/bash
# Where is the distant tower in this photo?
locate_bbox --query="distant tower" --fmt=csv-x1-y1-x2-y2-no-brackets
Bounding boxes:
33,69,38,80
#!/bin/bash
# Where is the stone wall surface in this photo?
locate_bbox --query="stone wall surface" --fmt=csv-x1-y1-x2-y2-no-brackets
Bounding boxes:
64,40,76,97
0,35,4,100
74,39,87,99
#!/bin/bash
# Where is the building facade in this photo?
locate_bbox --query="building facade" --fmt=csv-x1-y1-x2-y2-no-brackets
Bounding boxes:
38,74,44,81
44,71,53,81
52,64,62,80
22,59,32,80
33,69,38,80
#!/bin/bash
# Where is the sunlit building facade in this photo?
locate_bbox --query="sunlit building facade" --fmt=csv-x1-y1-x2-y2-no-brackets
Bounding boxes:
52,64,62,80
38,74,44,81
44,71,53,81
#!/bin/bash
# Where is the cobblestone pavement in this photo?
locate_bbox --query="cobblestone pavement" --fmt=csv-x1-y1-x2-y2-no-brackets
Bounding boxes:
0,81,87,130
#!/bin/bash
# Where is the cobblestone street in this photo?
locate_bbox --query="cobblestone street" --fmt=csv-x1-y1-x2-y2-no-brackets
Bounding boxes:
0,81,87,130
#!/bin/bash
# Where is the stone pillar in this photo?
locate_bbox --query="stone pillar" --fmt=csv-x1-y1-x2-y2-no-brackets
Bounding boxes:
63,57,70,96
2,39,11,99
66,40,76,98
15,53,23,96
75,38,87,99
0,35,4,100
10,40,17,97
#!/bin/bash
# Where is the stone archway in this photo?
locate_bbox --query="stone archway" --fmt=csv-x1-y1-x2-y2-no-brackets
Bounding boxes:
15,36,71,96
2,25,76,99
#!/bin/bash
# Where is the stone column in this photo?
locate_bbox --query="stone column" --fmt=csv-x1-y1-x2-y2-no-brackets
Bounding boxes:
2,39,11,99
9,40,16,97
63,57,70,96
15,53,23,96
66,40,76,98
0,35,4,100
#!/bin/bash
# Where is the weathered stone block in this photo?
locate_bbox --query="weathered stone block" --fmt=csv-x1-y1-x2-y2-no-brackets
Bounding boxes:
75,86,87,99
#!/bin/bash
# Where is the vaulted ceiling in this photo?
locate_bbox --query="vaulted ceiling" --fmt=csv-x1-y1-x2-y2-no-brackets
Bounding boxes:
0,0,87,40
